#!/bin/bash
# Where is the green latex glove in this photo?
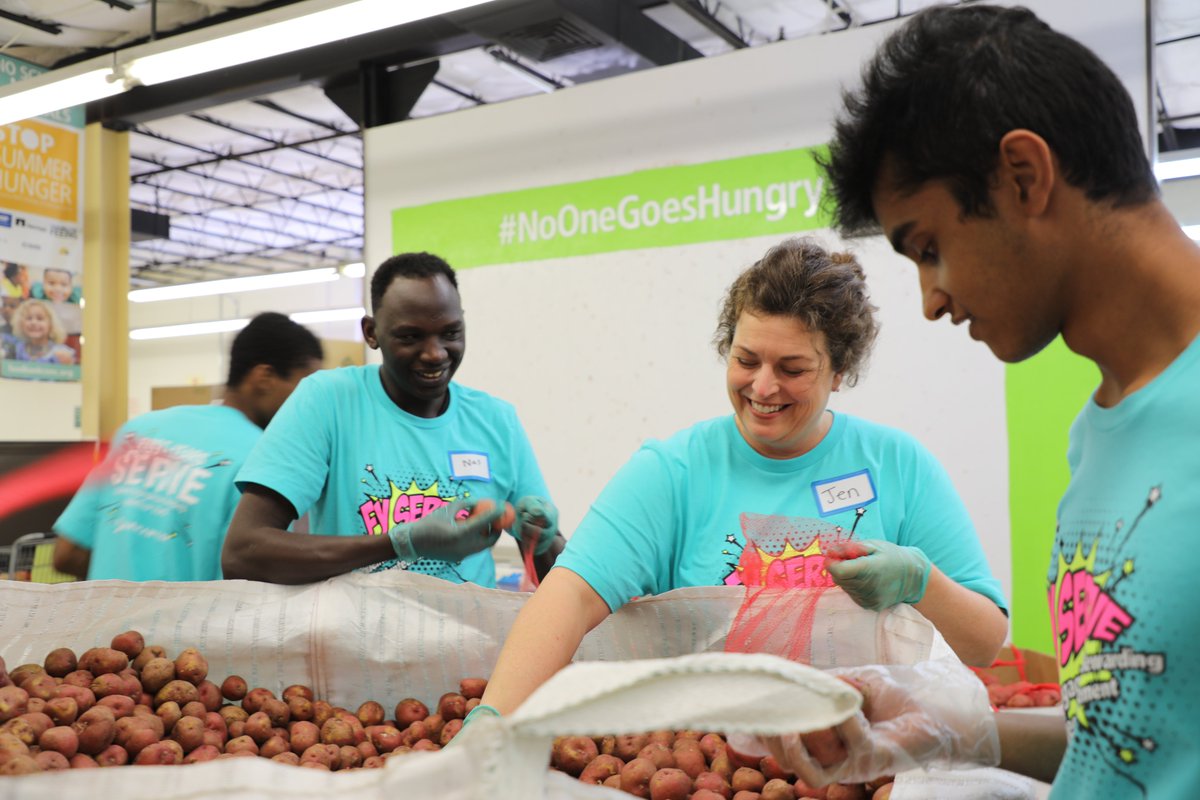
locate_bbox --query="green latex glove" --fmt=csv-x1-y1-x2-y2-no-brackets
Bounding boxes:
514,496,560,556
452,703,501,745
388,499,503,563
825,539,932,610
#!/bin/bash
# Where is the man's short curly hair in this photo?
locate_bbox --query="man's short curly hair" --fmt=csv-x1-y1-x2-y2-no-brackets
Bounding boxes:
714,238,879,387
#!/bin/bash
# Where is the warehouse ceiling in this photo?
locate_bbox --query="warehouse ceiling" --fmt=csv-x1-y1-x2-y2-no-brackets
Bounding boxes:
1,0,1197,287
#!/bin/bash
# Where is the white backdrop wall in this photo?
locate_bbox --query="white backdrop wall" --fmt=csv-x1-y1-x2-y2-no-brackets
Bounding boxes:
364,0,1150,605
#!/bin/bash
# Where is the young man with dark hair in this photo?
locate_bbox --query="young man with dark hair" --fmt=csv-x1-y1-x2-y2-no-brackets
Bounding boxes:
223,252,563,587
53,312,323,581
777,4,1200,797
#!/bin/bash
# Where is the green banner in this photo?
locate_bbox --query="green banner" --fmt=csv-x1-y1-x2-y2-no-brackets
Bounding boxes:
1,359,81,382
392,147,832,269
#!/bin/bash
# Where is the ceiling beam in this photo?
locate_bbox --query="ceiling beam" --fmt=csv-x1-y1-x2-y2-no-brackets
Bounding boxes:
664,0,748,49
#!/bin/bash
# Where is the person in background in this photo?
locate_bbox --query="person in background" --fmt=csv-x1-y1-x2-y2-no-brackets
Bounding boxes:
5,298,75,365
223,252,563,587
52,312,323,581
765,4,1200,796
1,262,30,299
477,237,1008,723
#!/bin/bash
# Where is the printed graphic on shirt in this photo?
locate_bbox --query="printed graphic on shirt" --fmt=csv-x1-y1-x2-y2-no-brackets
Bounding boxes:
722,507,869,587
1050,485,1165,794
102,433,231,544
355,463,473,579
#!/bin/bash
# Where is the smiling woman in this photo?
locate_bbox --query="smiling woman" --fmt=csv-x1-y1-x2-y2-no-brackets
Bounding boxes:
478,236,1012,720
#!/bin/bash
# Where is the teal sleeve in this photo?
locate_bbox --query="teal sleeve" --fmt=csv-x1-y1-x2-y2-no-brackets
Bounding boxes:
554,444,678,612
899,443,1010,614
235,378,331,522
501,407,552,540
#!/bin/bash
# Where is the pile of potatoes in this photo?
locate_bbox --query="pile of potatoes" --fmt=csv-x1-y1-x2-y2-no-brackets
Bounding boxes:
2,631,892,798
0,631,489,775
551,730,892,800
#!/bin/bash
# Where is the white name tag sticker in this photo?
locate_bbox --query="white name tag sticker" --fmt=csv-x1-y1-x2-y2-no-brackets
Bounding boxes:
811,469,877,517
449,451,491,481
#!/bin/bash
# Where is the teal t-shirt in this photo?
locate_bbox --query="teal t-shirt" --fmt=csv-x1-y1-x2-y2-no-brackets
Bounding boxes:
1048,333,1200,799
53,404,262,581
235,365,551,587
556,412,1007,613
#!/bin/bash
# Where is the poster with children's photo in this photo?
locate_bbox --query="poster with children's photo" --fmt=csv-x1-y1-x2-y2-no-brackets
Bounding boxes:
0,52,85,382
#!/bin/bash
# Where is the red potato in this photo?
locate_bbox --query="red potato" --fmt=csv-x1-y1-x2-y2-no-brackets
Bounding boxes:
90,673,126,699
553,735,599,776
619,757,657,798
300,743,339,768
0,755,40,774
411,739,440,752
242,687,274,714
259,735,290,759
709,748,734,781
699,732,727,761
289,721,320,755
422,713,445,740
38,725,79,758
338,744,363,770
220,675,248,701
78,648,128,676
180,700,208,720
15,711,53,740
759,756,793,782
271,751,301,766
335,710,366,743
759,778,794,800
98,694,135,718
96,743,130,767
34,750,70,771
826,785,868,800
243,711,274,744
72,705,116,755
579,754,624,785
156,701,182,732
638,742,675,769
356,701,385,727
111,631,145,659
365,724,403,753
282,684,314,702
465,698,481,713
69,753,98,769
218,705,248,727
155,680,199,708
287,695,314,722
693,771,733,799
1005,693,1035,708
320,716,356,747
7,665,44,686
171,715,206,752
25,697,46,715
196,680,223,712
459,678,487,700
401,720,429,747
184,744,222,764
439,718,463,746
225,735,259,756
133,739,183,765
692,791,729,800
801,727,848,767
465,498,516,534
672,745,707,778
357,740,379,760
614,733,650,761
437,692,467,721
361,755,385,769
732,767,767,793
262,697,291,727
20,674,58,702
62,670,94,689
43,648,78,678
732,793,761,800
131,645,166,672
172,648,208,685
55,685,94,714
794,780,830,799
394,698,428,725
121,724,161,757
649,767,692,800
139,658,175,694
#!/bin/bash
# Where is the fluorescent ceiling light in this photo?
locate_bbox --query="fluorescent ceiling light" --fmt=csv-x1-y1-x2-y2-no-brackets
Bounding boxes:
128,267,339,303
340,261,366,278
122,0,493,86
0,62,125,127
130,306,365,340
1155,156,1200,182
0,0,491,124
130,318,249,340
290,306,366,324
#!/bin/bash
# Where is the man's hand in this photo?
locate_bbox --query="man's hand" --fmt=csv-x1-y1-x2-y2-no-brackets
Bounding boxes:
761,660,1000,787
388,499,510,563
826,539,932,610
514,496,560,555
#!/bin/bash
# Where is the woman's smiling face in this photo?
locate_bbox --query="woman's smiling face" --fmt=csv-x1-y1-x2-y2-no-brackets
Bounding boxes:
726,310,842,459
